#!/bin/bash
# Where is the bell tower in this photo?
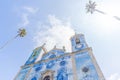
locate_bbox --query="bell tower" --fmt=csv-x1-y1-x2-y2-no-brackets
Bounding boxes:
71,33,88,52
70,33,105,80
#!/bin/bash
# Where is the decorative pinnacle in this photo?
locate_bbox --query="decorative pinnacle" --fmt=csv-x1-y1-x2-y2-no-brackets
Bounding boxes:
63,46,66,51
41,43,47,53
54,45,56,49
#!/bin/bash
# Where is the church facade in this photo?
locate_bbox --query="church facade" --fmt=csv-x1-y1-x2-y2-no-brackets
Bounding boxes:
14,33,105,80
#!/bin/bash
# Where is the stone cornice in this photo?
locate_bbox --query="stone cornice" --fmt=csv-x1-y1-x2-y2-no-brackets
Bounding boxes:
21,47,92,68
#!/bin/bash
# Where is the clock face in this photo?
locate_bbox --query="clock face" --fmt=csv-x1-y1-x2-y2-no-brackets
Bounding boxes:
32,51,37,57
76,43,82,49
29,51,38,62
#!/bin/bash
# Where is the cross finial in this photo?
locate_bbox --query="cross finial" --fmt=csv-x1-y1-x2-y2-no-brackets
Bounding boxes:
54,45,56,49
63,46,66,51
74,29,78,35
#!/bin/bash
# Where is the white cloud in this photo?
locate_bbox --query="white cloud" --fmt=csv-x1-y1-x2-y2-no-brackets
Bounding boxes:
107,73,120,80
17,6,39,28
21,13,29,27
33,15,75,52
23,6,39,14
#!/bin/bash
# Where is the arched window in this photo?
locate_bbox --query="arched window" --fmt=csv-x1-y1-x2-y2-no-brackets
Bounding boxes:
43,75,50,80
41,70,54,80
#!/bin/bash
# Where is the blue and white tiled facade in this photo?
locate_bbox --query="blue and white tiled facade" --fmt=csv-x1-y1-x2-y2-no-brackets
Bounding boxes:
14,34,105,80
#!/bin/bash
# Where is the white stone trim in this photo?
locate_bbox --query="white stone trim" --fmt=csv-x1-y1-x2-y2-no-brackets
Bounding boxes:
71,54,78,80
88,48,105,80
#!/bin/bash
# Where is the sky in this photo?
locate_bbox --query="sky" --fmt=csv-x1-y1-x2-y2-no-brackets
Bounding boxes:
0,0,120,80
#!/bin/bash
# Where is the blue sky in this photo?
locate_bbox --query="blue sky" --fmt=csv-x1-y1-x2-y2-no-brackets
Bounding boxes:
0,0,120,80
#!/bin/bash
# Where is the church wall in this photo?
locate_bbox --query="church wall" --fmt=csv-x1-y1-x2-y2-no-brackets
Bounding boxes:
74,51,99,80
25,54,74,80
14,67,31,80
